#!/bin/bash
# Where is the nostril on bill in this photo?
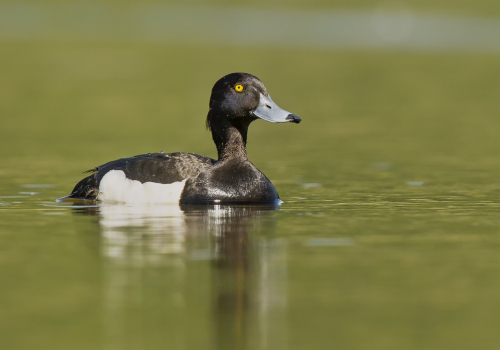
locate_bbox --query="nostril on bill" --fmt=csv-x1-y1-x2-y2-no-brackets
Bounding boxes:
265,104,272,109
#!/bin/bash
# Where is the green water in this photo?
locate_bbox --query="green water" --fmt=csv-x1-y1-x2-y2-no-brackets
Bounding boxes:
2,6,500,349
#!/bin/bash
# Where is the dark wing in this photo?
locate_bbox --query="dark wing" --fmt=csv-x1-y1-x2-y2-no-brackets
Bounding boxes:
68,152,216,200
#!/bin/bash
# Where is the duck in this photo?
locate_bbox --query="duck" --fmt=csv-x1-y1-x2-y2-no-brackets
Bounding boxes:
66,73,301,204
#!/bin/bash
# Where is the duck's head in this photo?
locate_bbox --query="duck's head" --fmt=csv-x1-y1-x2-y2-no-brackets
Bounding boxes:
207,73,301,130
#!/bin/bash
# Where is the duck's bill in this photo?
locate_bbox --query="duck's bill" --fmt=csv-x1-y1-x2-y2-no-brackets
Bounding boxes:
253,93,301,124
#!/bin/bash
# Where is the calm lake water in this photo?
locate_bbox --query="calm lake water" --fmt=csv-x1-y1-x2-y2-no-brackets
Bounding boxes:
2,4,500,348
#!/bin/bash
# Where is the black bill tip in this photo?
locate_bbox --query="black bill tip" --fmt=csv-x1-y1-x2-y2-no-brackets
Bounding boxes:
286,114,301,124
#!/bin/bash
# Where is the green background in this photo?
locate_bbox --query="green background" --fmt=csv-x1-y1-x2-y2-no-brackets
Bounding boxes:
1,1,500,349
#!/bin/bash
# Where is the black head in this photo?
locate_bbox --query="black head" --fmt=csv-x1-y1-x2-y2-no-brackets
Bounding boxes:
206,73,300,130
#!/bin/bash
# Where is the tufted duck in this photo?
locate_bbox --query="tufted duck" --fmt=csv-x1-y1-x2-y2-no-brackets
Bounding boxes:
65,73,301,204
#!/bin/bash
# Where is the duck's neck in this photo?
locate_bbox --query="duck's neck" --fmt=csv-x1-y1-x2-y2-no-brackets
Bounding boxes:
209,113,251,162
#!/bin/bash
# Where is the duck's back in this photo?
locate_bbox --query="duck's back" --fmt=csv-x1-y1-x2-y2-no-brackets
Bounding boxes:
69,152,216,201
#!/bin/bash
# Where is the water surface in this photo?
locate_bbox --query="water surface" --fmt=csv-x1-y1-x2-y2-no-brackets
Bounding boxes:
1,5,500,349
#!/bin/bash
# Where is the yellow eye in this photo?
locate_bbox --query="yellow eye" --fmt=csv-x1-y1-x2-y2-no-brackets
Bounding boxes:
235,84,244,92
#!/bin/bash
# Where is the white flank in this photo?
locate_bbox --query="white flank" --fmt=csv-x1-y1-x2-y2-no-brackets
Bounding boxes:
97,170,186,204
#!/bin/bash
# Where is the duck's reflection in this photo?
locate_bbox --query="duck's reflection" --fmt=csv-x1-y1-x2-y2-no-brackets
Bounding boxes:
75,202,288,350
